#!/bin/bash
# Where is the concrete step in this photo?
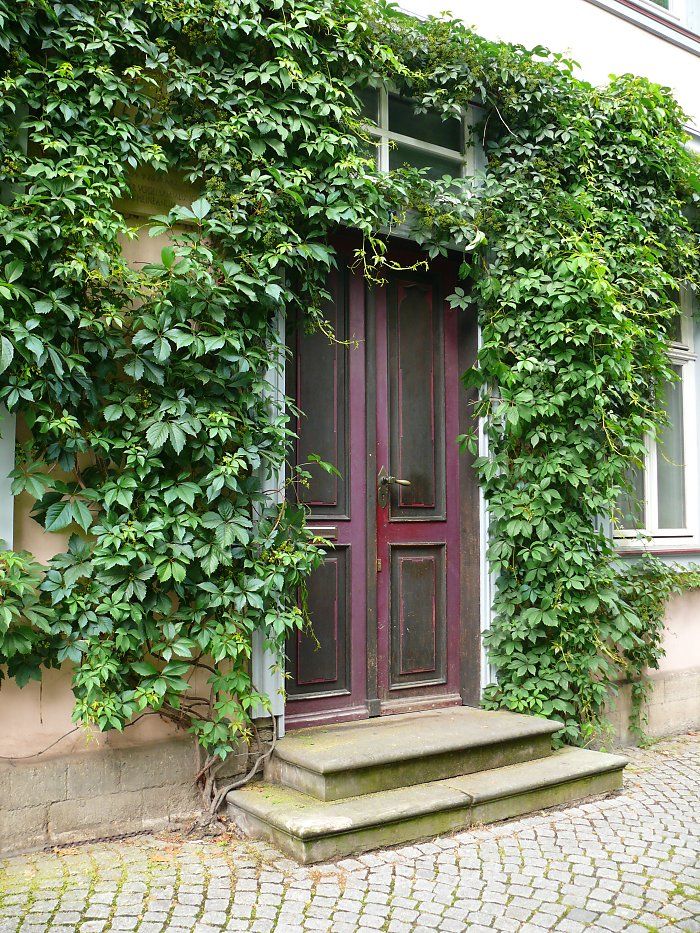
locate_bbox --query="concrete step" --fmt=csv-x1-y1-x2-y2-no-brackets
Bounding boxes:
229,746,627,864
265,707,562,800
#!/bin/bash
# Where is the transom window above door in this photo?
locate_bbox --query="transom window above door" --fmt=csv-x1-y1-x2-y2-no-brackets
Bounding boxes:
358,86,479,179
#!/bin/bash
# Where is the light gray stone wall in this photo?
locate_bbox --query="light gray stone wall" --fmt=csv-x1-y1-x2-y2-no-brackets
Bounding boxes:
608,667,700,746
0,736,248,856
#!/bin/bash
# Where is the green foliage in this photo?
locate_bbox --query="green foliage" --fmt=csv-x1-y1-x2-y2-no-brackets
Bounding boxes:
0,0,698,787
468,68,700,744
0,0,477,799
0,545,55,688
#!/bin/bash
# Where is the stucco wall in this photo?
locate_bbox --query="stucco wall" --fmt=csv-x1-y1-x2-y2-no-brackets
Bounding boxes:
658,588,700,673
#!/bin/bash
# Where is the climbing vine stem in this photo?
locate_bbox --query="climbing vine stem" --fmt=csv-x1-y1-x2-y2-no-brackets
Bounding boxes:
0,0,698,809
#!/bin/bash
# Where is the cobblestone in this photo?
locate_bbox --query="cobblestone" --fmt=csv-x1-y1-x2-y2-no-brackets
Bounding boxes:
0,734,698,932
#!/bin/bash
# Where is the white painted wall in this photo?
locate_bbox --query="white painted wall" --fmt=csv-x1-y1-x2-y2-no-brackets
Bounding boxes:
401,0,700,133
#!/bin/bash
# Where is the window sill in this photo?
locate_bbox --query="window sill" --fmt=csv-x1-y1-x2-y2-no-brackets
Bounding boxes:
615,538,700,556
581,0,700,54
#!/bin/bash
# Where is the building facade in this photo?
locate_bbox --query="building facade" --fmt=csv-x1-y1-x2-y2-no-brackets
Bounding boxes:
1,0,699,854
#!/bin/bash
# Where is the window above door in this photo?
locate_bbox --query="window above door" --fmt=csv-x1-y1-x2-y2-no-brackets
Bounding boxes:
358,86,482,179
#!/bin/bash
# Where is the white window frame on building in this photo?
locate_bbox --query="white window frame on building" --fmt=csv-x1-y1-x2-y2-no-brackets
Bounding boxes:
615,287,700,552
637,0,698,29
584,0,700,49
360,85,484,179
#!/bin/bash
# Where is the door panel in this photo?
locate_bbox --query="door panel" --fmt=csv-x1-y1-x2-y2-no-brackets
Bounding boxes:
284,259,368,727
376,267,461,712
389,543,447,689
387,281,445,519
294,275,349,518
287,546,350,695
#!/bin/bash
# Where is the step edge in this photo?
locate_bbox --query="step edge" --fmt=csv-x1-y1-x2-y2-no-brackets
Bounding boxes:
448,750,628,806
272,722,563,776
267,738,555,800
228,785,472,842
228,754,626,842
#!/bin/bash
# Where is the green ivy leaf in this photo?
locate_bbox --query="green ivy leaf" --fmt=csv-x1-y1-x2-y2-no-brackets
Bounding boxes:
44,500,75,532
0,336,13,374
146,422,169,450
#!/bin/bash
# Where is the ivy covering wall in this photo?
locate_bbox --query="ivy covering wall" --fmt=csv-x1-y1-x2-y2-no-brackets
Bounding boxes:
0,0,698,803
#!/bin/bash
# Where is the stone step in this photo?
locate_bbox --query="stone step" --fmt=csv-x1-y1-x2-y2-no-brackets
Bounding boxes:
265,707,562,800
229,746,627,864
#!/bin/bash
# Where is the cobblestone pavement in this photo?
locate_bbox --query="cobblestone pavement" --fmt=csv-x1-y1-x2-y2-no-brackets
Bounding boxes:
1,733,698,933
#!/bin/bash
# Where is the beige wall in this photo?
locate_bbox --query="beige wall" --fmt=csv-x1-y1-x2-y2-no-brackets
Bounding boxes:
658,588,700,673
0,667,181,759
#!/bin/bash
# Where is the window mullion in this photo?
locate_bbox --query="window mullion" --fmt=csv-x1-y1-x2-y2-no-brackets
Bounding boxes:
379,87,389,172
681,359,697,537
647,431,659,534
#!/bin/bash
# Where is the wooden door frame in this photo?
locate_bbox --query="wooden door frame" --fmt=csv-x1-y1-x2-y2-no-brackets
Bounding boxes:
362,235,482,715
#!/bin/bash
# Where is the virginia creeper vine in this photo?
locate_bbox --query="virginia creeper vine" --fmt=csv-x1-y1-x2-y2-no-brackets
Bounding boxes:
0,0,698,814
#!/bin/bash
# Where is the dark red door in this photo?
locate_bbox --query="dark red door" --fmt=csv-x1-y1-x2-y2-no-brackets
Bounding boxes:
285,242,463,727
374,268,462,713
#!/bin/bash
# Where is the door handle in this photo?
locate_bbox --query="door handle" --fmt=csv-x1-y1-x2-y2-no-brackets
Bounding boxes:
378,467,411,507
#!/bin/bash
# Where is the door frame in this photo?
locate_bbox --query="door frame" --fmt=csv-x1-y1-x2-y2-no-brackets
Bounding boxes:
283,232,482,728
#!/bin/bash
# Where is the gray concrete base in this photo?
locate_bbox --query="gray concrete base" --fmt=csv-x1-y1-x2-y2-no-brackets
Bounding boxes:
0,737,245,856
608,667,700,745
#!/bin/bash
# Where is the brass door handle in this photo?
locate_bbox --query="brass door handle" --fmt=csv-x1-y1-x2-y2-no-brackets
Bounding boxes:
378,467,411,507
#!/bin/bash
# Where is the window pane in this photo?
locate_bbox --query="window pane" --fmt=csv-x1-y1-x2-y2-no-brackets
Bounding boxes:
388,95,462,151
668,312,683,344
667,289,686,345
657,366,686,528
649,0,670,7
618,464,646,530
358,87,378,123
389,143,461,180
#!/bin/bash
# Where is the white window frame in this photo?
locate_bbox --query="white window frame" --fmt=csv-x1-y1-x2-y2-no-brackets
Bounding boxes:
616,289,699,552
363,85,484,178
615,0,699,30
582,0,700,52
633,0,683,23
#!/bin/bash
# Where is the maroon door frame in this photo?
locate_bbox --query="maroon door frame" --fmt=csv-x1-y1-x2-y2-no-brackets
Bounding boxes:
285,235,480,728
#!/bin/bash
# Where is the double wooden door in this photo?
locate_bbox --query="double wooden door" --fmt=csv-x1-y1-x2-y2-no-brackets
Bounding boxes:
285,241,476,728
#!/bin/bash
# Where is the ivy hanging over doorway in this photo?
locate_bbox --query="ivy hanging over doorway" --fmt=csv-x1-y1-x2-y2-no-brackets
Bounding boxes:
0,0,698,810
